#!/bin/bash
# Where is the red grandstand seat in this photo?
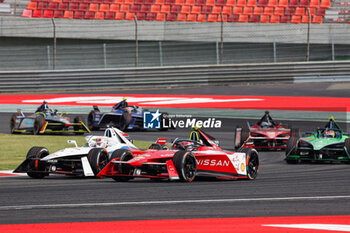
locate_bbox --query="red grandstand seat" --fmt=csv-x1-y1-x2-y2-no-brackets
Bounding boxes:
309,8,316,15
233,6,242,14
301,14,310,23
236,0,246,7
207,13,218,21
145,0,155,4
249,14,259,22
238,14,248,22
195,0,205,5
226,0,235,6
105,11,115,19
177,13,186,20
278,0,288,7
155,0,164,4
268,0,277,7
299,0,309,7
206,0,215,6
165,0,175,4
84,11,95,19
316,8,325,16
181,5,190,13
217,14,228,21
156,12,165,20
37,2,48,9
175,0,184,4
105,0,114,3
212,6,221,14
264,6,273,15
94,0,104,3
167,12,177,20
48,2,58,9
73,10,84,19
69,2,78,10
289,0,298,8
187,13,197,21
32,9,42,17
95,11,104,19
274,6,284,15
312,15,322,23
130,5,140,12
285,8,295,15
191,5,201,13
320,0,330,8
291,15,301,23
115,12,124,19
227,14,239,22
53,0,62,3
185,0,195,5
99,4,109,11
74,0,83,3
58,3,68,10
125,12,135,20
222,6,232,14
27,2,37,10
79,3,88,11
243,6,252,14
151,4,160,12
83,0,93,2
120,4,130,12
135,0,144,4
258,0,267,7
260,14,269,22
140,4,150,12
136,12,146,20
63,10,73,18
202,6,212,14
110,4,119,12
270,14,280,22
197,13,206,21
253,6,262,14
309,0,319,8
294,7,304,15
246,0,256,7
22,9,33,17
280,15,290,22
216,0,226,5
54,10,64,17
115,0,123,3
89,3,98,11
146,12,156,20
43,9,53,17
171,5,181,13
124,0,134,4
160,4,170,13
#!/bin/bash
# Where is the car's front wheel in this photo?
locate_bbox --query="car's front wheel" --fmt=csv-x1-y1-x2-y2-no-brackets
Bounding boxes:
26,147,49,178
110,149,134,182
172,151,197,182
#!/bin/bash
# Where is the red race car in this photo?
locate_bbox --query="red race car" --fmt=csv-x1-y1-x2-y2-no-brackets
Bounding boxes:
97,128,260,182
234,111,300,150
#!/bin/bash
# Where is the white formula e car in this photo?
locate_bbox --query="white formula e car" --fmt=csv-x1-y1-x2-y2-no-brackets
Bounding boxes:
14,127,137,178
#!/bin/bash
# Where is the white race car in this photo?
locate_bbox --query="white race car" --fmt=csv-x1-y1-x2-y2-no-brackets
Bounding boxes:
14,127,137,178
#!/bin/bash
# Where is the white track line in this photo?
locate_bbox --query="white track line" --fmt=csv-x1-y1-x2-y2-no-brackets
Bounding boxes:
1,195,350,211
264,224,350,232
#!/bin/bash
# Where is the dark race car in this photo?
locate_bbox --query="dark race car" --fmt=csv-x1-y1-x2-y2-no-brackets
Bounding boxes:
234,111,300,150
10,101,90,135
87,98,168,131
97,128,260,182
285,117,350,164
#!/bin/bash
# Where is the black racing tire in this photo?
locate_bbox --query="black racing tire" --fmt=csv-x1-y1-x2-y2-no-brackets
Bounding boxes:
239,147,259,180
26,147,49,178
120,111,132,131
148,143,163,150
159,112,169,131
73,115,84,135
87,148,110,176
172,151,197,182
10,114,18,134
33,115,45,135
290,128,301,137
285,137,299,164
88,111,99,131
345,138,350,158
110,149,134,182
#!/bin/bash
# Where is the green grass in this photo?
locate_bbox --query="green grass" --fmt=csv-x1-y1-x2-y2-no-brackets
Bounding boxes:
0,134,152,170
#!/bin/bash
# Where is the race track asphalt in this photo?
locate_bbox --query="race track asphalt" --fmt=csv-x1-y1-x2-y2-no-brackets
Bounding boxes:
1,83,350,225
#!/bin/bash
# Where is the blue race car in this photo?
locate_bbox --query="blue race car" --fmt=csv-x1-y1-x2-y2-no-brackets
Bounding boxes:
87,99,169,131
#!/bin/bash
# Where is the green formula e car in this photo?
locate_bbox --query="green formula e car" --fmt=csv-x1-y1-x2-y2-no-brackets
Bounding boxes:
285,117,350,164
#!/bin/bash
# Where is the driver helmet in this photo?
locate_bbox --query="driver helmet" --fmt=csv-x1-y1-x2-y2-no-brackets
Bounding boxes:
325,130,335,138
260,122,272,128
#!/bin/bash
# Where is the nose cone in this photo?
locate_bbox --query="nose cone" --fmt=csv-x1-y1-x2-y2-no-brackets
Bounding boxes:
266,132,277,140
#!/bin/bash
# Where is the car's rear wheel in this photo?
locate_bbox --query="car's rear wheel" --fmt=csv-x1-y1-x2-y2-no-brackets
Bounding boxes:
10,114,18,134
239,147,259,180
110,149,134,182
33,115,45,135
88,111,99,131
87,148,110,175
120,111,131,131
286,137,299,164
172,151,197,182
73,116,84,135
26,147,49,178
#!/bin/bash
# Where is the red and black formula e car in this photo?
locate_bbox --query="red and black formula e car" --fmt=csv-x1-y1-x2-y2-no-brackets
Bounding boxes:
97,128,260,182
234,111,300,150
